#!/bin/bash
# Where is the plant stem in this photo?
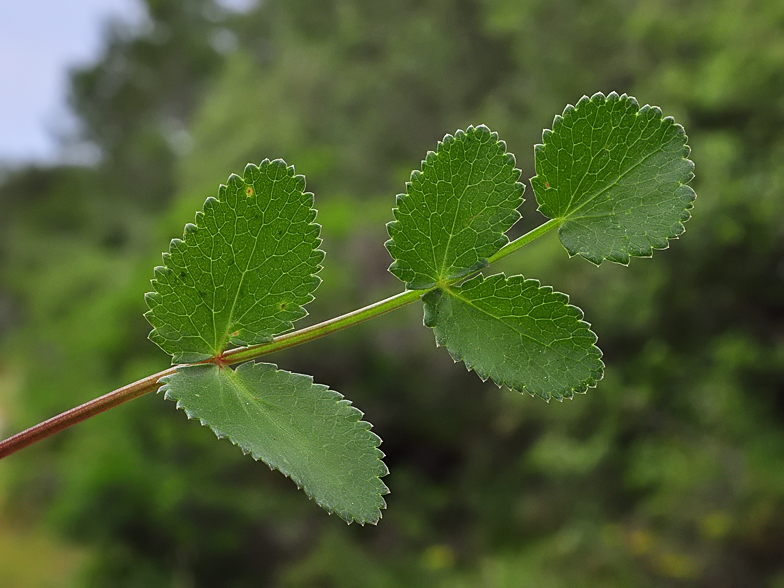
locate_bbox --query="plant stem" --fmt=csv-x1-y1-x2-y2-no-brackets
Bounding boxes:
0,289,428,460
0,218,559,459
0,369,176,459
487,217,561,265
221,287,426,364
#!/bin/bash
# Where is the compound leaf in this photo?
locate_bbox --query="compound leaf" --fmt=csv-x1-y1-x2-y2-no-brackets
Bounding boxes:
145,159,324,363
161,362,389,524
531,92,695,265
386,125,524,289
423,273,603,401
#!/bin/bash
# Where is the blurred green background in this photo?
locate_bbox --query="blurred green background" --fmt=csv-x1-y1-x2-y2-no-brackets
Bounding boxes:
1,0,784,586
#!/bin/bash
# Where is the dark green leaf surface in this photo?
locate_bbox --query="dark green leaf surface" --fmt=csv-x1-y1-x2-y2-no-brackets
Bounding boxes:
423,273,603,401
386,126,524,289
161,362,389,524
531,92,695,264
145,160,323,363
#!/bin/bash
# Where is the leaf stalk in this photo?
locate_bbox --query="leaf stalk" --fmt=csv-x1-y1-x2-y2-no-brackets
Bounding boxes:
487,217,561,265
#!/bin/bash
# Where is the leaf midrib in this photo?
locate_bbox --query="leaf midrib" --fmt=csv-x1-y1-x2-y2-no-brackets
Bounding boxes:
216,175,280,354
555,125,671,223
437,176,474,280
221,366,356,495
221,365,312,456
445,285,579,364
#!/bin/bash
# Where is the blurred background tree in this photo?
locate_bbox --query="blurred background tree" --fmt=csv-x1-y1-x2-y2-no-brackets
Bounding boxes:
1,0,784,586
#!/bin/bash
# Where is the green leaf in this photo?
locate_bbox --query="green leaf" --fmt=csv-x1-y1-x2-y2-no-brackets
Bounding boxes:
531,92,695,265
160,362,389,524
386,125,524,289
145,159,324,363
422,273,603,401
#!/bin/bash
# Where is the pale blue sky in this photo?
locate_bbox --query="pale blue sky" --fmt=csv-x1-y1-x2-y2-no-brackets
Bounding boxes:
0,0,144,164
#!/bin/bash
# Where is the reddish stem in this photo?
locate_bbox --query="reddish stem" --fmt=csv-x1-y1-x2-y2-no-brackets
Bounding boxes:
0,367,175,460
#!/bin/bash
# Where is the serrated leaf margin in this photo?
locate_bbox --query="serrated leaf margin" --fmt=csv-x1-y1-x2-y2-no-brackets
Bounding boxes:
425,273,605,401
159,361,389,525
531,91,696,265
144,158,325,363
386,125,525,289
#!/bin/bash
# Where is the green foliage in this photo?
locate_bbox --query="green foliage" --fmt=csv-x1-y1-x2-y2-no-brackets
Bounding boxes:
160,363,388,524
144,160,388,523
9,1,784,585
531,93,695,264
138,95,690,523
386,126,523,289
145,160,323,363
422,274,603,401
